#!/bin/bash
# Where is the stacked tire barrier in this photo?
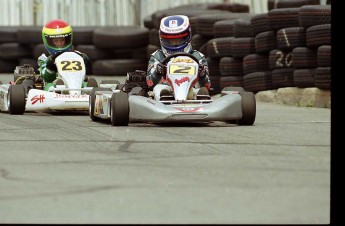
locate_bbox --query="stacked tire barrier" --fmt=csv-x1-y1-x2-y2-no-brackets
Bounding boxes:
0,3,248,76
0,1,331,96
193,1,330,95
0,26,150,75
145,0,331,95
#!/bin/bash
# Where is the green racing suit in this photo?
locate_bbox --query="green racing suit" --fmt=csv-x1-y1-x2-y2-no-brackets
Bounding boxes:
37,50,89,91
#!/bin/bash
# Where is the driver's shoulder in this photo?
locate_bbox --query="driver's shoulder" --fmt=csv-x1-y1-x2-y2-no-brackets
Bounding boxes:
153,49,166,61
191,50,204,59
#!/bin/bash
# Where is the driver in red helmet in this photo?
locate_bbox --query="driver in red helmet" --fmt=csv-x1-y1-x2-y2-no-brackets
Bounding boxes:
146,15,211,99
37,19,90,91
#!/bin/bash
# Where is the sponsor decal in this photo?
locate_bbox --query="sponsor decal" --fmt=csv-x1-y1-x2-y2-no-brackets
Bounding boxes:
177,107,202,112
98,99,104,115
175,77,190,86
146,98,156,105
163,27,184,33
171,58,194,63
160,32,188,39
168,20,178,27
31,94,45,104
54,94,88,98
94,96,103,115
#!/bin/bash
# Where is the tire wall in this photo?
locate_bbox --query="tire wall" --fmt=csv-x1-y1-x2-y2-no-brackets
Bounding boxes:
0,1,331,92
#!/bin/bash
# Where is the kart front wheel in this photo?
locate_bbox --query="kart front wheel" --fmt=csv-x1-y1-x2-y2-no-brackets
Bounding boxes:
110,92,129,126
8,84,26,115
238,91,256,126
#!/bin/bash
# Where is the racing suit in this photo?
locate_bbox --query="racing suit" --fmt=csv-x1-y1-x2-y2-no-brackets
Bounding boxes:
37,50,89,90
146,49,211,90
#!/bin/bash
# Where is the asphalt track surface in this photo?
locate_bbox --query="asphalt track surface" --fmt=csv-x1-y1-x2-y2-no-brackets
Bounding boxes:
0,74,331,224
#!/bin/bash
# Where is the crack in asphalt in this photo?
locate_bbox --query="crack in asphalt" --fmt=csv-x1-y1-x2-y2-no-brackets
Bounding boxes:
0,185,123,201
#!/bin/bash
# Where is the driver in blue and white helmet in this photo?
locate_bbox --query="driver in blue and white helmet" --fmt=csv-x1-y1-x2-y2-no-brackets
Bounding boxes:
146,15,211,96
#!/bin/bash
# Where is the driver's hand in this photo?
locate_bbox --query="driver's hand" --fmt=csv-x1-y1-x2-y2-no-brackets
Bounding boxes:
46,55,57,72
156,62,167,78
198,65,208,78
35,76,43,83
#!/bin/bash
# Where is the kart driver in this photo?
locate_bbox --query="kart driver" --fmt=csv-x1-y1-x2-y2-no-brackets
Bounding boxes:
37,19,90,90
146,15,211,98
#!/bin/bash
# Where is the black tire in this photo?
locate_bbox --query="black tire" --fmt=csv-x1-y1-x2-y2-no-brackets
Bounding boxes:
222,86,245,92
8,85,26,115
0,43,32,60
0,26,18,43
92,59,147,76
220,76,243,92
237,91,256,126
93,26,149,49
89,87,111,121
110,92,129,126
17,26,42,44
86,77,98,87
100,80,120,85
21,79,35,94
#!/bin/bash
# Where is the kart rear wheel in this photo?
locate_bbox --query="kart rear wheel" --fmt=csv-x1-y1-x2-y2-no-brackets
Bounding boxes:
8,84,26,115
89,87,111,121
100,80,120,85
87,77,98,87
110,92,129,126
238,91,256,125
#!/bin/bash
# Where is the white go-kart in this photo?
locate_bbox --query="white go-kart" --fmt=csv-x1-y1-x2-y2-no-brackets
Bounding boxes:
0,52,117,114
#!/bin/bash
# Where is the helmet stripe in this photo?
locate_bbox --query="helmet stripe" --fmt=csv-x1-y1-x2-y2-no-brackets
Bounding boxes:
42,26,72,35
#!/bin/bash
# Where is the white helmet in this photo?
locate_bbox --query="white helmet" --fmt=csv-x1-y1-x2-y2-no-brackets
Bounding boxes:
159,15,192,56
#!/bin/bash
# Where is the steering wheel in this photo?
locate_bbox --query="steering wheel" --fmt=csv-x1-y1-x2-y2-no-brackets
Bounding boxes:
162,52,200,65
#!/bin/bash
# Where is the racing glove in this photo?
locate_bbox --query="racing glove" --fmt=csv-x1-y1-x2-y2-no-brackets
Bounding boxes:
35,76,43,83
46,52,64,72
198,65,208,78
156,62,167,78
46,55,57,72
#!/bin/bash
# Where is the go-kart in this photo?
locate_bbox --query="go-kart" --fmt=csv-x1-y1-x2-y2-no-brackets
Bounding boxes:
89,52,256,126
0,51,118,114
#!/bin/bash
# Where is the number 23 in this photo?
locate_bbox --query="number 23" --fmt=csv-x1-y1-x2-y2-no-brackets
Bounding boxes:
60,60,83,71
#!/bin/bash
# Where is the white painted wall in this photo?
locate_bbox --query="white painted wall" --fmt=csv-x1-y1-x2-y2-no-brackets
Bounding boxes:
0,0,269,26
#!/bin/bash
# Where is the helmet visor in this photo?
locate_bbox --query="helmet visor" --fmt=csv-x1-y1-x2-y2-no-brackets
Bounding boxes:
160,31,190,48
45,33,72,49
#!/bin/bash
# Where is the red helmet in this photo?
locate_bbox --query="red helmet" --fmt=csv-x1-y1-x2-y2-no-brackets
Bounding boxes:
42,19,73,55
